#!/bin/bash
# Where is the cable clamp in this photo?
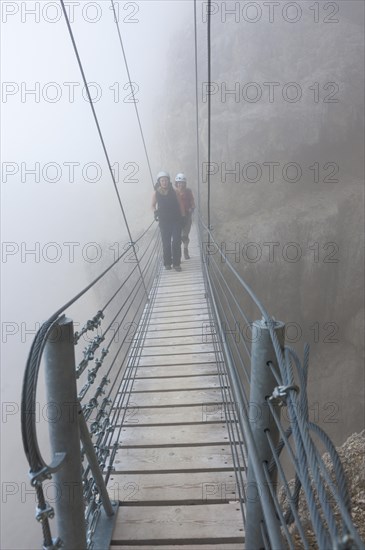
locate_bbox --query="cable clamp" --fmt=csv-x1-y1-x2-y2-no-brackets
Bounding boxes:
36,502,55,522
30,466,52,486
29,453,66,486
43,537,63,550
269,384,299,407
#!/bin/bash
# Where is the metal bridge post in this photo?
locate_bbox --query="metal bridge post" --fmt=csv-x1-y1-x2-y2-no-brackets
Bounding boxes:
246,318,285,550
44,317,87,550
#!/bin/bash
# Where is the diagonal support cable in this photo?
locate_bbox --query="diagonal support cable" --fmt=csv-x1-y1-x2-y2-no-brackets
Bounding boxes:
193,0,202,218
59,0,149,299
110,0,155,189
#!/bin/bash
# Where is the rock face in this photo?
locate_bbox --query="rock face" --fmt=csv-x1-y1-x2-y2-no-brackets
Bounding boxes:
279,430,365,547
154,1,364,444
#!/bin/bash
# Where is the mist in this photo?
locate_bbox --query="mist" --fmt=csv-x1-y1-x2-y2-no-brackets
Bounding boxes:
1,1,364,549
1,1,191,548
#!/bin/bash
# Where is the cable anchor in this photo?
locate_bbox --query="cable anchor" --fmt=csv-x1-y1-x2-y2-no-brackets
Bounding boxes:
269,384,299,407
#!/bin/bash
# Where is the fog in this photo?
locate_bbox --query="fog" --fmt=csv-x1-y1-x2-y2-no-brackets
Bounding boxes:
1,1,191,548
1,1,364,549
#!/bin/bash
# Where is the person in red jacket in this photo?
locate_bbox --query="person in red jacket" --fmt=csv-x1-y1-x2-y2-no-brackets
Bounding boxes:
175,173,195,259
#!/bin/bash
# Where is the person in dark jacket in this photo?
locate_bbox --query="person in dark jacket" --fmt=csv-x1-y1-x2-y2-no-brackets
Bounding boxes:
152,171,183,271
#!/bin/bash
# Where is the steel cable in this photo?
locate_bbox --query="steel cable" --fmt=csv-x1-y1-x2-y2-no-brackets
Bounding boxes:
110,0,155,188
59,0,148,298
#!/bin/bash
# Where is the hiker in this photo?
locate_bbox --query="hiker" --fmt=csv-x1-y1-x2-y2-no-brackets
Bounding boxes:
174,173,195,259
152,171,183,272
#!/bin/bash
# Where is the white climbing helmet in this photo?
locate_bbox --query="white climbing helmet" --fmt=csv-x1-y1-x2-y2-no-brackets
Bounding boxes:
175,173,187,183
156,171,170,183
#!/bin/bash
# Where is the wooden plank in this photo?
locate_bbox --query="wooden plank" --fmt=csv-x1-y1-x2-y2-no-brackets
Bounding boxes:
126,363,219,378
146,318,211,331
112,545,245,550
144,324,215,335
152,301,207,310
149,311,210,321
120,375,221,393
144,326,216,339
156,278,203,284
114,404,229,426
110,503,244,544
153,297,206,306
153,296,206,304
137,352,219,366
150,300,207,310
155,290,205,298
140,344,215,356
110,423,232,447
159,273,204,289
142,334,216,346
110,444,237,473
123,389,225,408
107,470,243,504
150,305,209,315
156,289,205,297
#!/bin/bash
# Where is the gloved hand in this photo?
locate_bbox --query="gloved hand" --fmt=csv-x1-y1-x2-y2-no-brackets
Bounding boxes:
154,210,159,222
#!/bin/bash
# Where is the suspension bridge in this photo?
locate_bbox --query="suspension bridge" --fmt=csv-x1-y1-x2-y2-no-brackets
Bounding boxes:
21,217,365,550
19,0,364,549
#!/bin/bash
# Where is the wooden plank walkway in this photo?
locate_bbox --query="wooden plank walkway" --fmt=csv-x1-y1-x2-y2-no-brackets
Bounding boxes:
108,231,245,549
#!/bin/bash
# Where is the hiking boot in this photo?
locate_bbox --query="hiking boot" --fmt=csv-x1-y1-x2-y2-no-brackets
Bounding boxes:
165,265,172,270
174,265,182,272
183,248,190,260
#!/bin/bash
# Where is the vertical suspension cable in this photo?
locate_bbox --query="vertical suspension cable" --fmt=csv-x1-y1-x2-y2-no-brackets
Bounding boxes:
110,0,155,189
59,0,149,298
193,0,201,218
207,0,212,237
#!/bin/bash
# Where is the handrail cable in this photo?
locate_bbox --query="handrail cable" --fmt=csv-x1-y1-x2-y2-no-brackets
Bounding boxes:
59,0,148,299
21,226,159,548
201,240,285,548
200,217,270,320
75,222,156,345
82,237,161,423
206,251,252,362
103,235,160,384
75,227,158,380
206,256,251,389
93,252,162,485
110,0,155,188
103,263,160,475
21,241,135,463
100,226,159,339
79,235,161,406
101,222,156,313
198,214,365,547
104,271,161,485
206,298,248,523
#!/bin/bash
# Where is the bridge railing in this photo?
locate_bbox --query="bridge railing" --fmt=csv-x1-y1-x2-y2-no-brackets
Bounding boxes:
198,217,364,550
21,214,364,550
21,223,161,550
